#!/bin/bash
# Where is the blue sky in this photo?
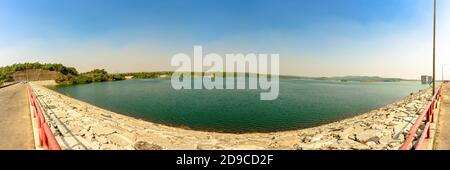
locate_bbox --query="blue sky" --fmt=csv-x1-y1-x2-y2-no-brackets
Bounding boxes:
0,0,449,79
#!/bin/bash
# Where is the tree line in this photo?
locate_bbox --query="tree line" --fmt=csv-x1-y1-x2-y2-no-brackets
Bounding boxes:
0,62,78,84
0,62,126,86
56,69,125,85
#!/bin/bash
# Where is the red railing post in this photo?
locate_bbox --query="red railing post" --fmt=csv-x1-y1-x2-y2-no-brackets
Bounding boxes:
430,100,437,123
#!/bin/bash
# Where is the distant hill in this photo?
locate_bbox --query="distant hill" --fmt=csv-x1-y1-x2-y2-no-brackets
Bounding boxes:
276,75,406,82
117,72,406,83
314,76,405,82
0,62,409,85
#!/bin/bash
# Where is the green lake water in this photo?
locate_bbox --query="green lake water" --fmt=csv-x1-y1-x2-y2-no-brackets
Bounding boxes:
54,78,427,132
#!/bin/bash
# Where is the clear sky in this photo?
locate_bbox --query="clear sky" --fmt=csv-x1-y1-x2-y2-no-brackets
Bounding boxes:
0,0,449,79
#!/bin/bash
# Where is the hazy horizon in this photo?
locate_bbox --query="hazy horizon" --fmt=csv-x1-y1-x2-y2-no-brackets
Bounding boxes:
1,0,450,79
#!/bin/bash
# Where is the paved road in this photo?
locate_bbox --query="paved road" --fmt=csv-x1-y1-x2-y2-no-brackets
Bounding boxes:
0,84,34,150
434,84,450,150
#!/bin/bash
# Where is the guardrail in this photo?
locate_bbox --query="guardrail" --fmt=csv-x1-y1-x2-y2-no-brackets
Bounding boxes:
400,83,442,150
27,84,61,150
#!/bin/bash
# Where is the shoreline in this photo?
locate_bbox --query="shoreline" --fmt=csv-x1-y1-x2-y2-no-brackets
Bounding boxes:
32,89,395,134
31,80,432,150
45,79,424,134
46,81,417,134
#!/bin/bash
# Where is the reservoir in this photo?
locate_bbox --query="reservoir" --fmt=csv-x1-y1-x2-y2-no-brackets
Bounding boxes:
55,78,427,132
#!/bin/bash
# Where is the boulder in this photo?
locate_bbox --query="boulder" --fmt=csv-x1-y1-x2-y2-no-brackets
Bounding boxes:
405,103,417,111
301,136,312,143
222,145,264,150
366,141,377,147
99,143,118,150
370,124,385,130
296,140,335,150
96,136,109,144
388,141,403,149
338,128,355,140
90,125,116,136
355,129,383,144
351,144,371,150
134,141,163,150
310,134,323,143
107,134,133,146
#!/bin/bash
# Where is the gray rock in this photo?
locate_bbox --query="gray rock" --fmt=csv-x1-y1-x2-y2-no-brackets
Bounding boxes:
101,113,112,118
96,136,109,144
297,140,335,150
99,143,118,150
302,136,312,143
351,144,371,150
107,134,133,146
196,144,225,150
310,134,323,143
370,124,385,130
388,141,403,149
134,141,163,150
366,141,377,147
355,129,383,143
392,124,405,135
91,126,116,136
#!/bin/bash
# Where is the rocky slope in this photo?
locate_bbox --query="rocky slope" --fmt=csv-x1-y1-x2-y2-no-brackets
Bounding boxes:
11,69,63,81
30,82,431,150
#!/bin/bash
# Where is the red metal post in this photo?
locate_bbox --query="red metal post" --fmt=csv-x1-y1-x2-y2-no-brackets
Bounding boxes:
417,122,431,149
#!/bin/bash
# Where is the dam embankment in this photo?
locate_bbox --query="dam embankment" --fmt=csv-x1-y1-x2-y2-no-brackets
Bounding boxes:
30,81,431,150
